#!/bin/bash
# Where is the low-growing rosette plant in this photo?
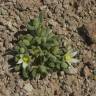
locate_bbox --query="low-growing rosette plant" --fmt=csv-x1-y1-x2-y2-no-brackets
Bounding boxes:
14,13,79,79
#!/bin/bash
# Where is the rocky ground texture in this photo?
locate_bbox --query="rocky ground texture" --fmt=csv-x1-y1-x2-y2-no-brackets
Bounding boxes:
0,0,96,96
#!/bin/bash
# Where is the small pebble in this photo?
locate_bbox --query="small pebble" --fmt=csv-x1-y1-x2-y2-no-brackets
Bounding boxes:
24,83,33,93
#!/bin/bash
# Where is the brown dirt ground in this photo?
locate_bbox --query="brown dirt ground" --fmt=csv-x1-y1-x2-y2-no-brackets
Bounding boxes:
0,0,96,96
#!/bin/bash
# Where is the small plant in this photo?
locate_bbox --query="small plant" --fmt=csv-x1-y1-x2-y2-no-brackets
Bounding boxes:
14,13,79,79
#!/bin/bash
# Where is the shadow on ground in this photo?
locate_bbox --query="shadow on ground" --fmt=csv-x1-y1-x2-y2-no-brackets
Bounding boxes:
77,25,93,46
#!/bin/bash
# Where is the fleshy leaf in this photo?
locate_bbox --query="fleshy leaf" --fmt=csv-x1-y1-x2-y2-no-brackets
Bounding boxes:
55,63,61,70
61,63,69,70
31,68,37,78
38,65,48,74
27,20,35,31
26,34,33,41
48,63,55,68
51,46,60,55
15,65,21,71
22,68,29,79
23,39,30,46
18,40,25,47
20,47,25,53
15,55,20,62
33,18,40,29
15,46,20,52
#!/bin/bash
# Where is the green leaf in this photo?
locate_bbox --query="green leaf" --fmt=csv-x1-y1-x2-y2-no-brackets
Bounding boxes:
22,68,29,79
35,37,41,44
27,24,35,31
61,62,69,70
38,65,48,74
15,55,20,62
55,63,61,70
39,12,43,23
46,27,52,34
41,37,47,44
31,68,37,78
31,46,42,57
20,47,25,53
18,40,25,47
53,39,59,46
51,46,60,55
48,63,55,69
26,34,33,41
40,27,47,36
48,53,57,62
27,20,35,31
47,39,59,47
33,18,40,29
15,65,21,71
23,39,30,46
15,46,20,52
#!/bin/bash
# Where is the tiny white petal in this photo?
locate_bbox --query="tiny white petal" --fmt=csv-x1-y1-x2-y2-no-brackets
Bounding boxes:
72,51,78,57
22,62,28,69
17,59,23,64
71,59,79,64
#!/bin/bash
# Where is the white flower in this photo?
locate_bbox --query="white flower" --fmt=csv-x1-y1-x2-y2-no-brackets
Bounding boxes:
64,50,79,65
17,54,30,69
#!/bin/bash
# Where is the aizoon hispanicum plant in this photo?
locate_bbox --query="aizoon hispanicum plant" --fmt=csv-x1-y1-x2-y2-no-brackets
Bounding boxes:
14,13,79,79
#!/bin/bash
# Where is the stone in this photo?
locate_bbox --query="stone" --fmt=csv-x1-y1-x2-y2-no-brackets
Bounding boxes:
52,72,58,79
60,71,65,76
83,66,92,78
0,8,8,15
24,83,33,93
14,93,19,96
84,21,96,43
67,66,78,75
43,0,52,5
16,0,34,11
39,5,47,11
17,79,24,88
48,19,58,27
